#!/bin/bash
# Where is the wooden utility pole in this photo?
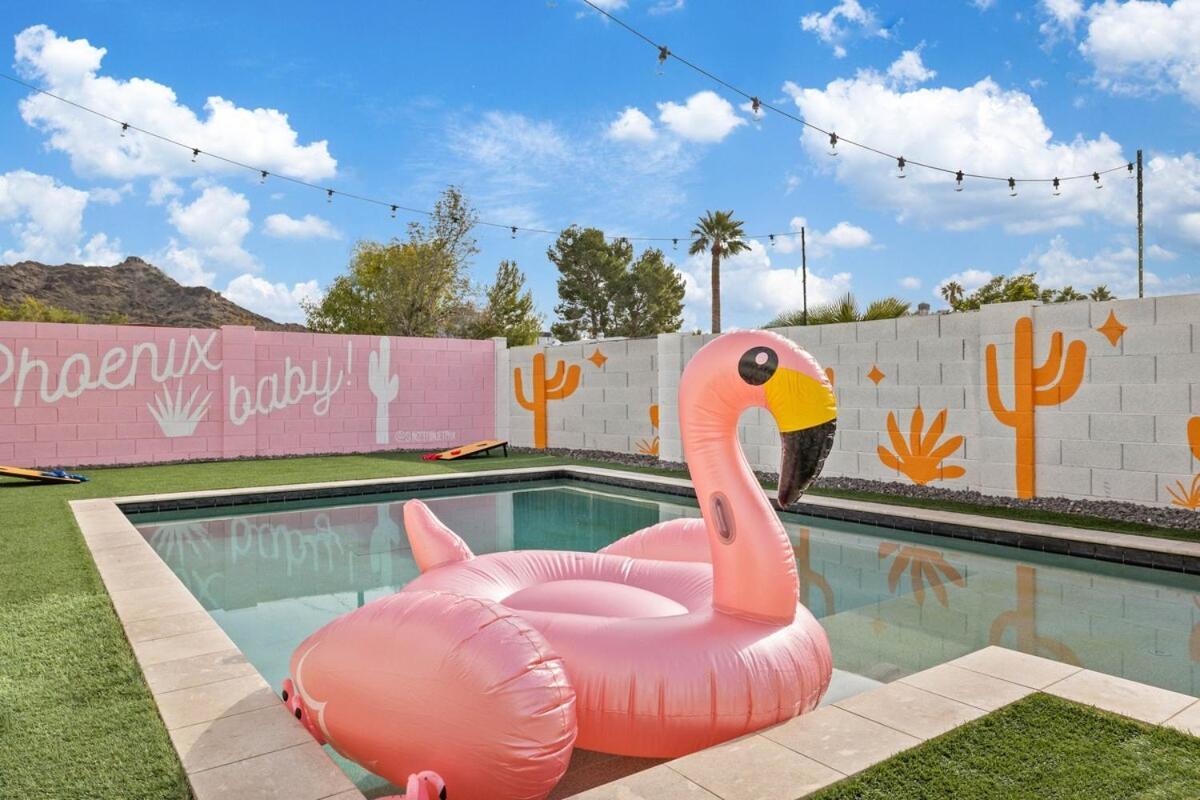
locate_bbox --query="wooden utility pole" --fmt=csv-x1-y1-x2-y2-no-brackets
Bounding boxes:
801,227,808,325
1137,149,1144,299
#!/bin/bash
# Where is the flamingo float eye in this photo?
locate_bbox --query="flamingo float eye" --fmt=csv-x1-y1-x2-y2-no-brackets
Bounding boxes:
738,347,778,385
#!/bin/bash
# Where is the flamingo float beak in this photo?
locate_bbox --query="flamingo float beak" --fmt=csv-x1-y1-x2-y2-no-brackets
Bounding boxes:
764,367,837,507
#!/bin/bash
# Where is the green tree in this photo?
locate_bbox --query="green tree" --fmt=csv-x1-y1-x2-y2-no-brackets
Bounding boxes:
0,296,89,323
549,227,633,341
1088,285,1115,301
304,187,476,336
940,281,964,307
767,292,910,327
470,260,543,346
952,274,1042,311
689,210,749,334
616,248,686,338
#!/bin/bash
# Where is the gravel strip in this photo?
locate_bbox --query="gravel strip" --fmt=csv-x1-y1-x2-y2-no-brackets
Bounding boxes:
514,447,1200,532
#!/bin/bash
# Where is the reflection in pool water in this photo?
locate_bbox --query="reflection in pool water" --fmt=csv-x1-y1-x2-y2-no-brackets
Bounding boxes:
132,481,1200,796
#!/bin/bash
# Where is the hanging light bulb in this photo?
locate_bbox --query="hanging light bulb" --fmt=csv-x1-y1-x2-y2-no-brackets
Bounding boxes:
828,132,838,157
1008,177,1017,197
259,170,268,184
327,189,334,203
751,97,762,117
1052,177,1061,196
511,226,518,239
896,156,906,179
769,234,776,247
390,205,397,219
1127,162,1135,179
1093,171,1103,190
191,148,200,163
955,170,964,192
657,45,670,75
672,238,678,250
120,123,129,138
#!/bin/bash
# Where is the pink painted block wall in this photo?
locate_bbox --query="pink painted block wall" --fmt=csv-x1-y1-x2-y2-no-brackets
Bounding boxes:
0,323,496,467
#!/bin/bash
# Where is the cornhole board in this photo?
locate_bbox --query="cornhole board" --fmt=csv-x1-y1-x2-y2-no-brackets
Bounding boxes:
427,440,508,461
0,465,85,484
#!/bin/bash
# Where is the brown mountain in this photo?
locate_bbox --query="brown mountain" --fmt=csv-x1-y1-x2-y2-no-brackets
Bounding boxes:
0,257,306,331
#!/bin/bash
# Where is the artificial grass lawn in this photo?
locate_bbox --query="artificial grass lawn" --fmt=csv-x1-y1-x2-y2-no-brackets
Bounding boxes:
0,450,1193,799
811,693,1200,800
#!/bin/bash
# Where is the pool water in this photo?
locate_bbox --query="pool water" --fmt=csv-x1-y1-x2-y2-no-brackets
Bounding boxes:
131,480,1200,796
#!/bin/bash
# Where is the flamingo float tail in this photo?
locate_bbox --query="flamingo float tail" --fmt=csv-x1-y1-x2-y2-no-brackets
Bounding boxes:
404,500,475,573
599,518,712,563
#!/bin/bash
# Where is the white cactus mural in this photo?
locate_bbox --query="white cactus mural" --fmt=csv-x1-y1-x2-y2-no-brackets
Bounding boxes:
368,337,400,445
148,382,212,438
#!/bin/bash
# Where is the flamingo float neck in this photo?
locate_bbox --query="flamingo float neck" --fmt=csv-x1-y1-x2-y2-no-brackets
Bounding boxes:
681,334,802,624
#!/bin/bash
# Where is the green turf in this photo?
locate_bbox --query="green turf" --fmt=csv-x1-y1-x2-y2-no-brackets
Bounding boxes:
811,693,1200,800
0,450,1193,799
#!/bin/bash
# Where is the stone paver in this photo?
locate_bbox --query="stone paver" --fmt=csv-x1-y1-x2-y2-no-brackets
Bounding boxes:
1045,669,1197,724
570,764,718,799
132,627,236,667
108,584,204,622
124,610,218,643
155,673,281,730
670,734,844,800
834,681,985,741
168,703,312,773
760,704,920,776
1163,701,1200,736
187,741,360,800
950,645,1081,689
141,647,259,694
900,663,1033,711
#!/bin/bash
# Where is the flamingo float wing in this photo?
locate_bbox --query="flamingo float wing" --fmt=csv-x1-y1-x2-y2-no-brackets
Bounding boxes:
598,517,712,562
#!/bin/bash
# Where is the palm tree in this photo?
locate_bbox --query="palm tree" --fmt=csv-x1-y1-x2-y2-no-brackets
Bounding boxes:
1089,285,1115,301
940,281,964,308
689,210,749,334
766,292,910,327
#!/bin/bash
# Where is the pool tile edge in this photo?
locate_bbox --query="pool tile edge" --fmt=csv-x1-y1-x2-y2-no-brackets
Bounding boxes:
69,499,366,800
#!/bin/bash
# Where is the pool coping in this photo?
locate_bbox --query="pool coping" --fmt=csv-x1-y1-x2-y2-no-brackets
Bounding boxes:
71,466,1200,800
115,464,1200,574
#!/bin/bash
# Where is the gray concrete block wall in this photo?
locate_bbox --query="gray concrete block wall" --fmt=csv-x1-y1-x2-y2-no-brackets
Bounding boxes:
499,294,1200,508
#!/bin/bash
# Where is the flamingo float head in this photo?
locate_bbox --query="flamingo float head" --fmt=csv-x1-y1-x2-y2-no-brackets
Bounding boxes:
684,329,836,507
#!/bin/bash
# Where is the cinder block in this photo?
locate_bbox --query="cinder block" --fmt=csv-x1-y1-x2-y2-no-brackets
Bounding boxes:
855,319,898,342
979,435,1015,464
781,326,821,350
1036,412,1090,440
1033,300,1091,330
1089,413,1154,443
896,315,940,339
564,415,606,434
583,433,632,452
1061,440,1122,469
837,385,878,408
1037,465,1092,497
837,341,876,365
1090,298,1155,328
1036,437,1062,465
822,450,857,476
1062,384,1121,413
977,300,1036,335
918,385,966,409
877,385,919,409
1122,384,1190,414
940,361,979,386
978,461,1017,491
1124,443,1192,475
838,429,879,453
1122,324,1193,356
897,361,941,385
1154,414,1195,444
919,337,966,362
1091,468,1158,502
876,338,917,363
1155,354,1200,384
1153,293,1200,324
938,311,978,338
1089,356,1156,384
820,322,858,345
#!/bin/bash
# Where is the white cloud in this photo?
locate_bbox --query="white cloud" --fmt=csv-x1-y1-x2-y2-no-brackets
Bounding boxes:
148,177,182,205
656,91,745,143
1080,0,1200,105
1024,234,1197,296
1039,0,1086,42
222,273,320,323
262,213,341,240
933,268,995,302
157,244,214,287
155,185,254,285
585,0,628,9
899,275,922,290
774,217,874,256
88,185,129,205
800,1,888,57
886,48,937,88
972,0,997,10
14,24,336,181
675,239,854,325
781,70,1157,234
607,107,658,143
0,169,119,264
81,233,122,265
649,0,685,14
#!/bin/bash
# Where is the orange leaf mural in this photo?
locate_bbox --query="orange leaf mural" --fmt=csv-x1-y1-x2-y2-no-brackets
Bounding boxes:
1166,475,1200,511
877,406,965,485
877,542,965,607
635,404,660,456
514,352,581,449
989,565,1080,665
985,316,1086,499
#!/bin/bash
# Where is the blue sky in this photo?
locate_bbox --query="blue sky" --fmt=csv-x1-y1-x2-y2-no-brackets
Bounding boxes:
1,1,1198,328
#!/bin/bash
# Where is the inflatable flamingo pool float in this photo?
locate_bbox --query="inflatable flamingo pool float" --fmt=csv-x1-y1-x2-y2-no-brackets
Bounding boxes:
284,330,837,799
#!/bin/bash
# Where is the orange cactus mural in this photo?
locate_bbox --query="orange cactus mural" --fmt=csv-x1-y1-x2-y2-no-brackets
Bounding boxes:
877,406,965,485
989,565,1080,665
514,352,581,449
635,404,660,456
1190,417,1200,462
985,316,1086,499
878,542,965,607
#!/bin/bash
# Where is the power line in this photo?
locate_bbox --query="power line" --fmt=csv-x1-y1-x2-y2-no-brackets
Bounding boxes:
579,0,1133,185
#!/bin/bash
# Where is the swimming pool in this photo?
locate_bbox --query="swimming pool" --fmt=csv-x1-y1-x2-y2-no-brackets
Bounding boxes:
129,479,1200,796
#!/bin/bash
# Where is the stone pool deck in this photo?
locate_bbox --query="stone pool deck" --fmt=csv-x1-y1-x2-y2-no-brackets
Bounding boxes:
70,466,1200,800
572,646,1200,799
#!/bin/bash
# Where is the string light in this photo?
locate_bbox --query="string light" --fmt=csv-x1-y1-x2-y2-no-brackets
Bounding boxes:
1008,177,1017,197
955,170,964,192
259,170,268,184
326,188,333,203
1052,177,1061,196
191,148,200,163
120,122,129,137
511,226,518,239
1127,161,1135,179
656,45,669,75
828,132,838,157
672,238,678,250
769,234,775,247
751,96,761,116
390,205,397,219
1094,171,1103,190
897,156,906,179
